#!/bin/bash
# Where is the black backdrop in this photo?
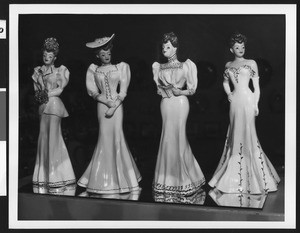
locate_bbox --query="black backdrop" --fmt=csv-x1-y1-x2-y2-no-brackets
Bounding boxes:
18,14,285,187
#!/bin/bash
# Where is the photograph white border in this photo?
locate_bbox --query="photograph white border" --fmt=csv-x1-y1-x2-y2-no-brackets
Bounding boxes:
9,4,296,229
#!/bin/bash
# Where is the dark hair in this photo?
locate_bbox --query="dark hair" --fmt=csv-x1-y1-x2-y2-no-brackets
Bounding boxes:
162,32,179,48
229,32,247,48
94,42,113,56
42,37,59,56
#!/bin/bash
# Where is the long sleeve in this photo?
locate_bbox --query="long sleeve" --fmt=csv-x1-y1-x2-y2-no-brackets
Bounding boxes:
118,62,131,101
250,60,260,105
184,59,197,95
48,65,70,97
223,69,232,95
32,66,41,91
86,63,100,99
152,62,162,96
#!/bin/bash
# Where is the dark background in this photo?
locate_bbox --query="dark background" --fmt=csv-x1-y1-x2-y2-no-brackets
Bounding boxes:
18,14,285,197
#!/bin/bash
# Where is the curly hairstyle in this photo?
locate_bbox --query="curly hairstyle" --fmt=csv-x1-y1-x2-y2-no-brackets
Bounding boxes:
42,37,59,56
229,32,247,48
162,32,179,48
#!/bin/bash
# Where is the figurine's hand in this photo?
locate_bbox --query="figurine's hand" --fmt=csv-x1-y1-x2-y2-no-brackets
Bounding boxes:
227,93,233,102
106,100,116,108
172,88,182,96
105,107,116,118
157,89,162,96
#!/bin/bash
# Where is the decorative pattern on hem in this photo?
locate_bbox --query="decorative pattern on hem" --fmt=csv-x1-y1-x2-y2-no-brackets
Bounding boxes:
32,179,76,188
152,178,206,196
77,181,141,194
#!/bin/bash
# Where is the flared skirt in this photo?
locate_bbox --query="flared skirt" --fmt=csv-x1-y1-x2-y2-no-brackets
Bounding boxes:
153,96,205,196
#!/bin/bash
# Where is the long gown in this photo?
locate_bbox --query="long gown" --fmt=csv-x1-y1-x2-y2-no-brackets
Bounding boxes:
32,65,76,187
208,64,280,194
77,62,141,194
152,59,205,196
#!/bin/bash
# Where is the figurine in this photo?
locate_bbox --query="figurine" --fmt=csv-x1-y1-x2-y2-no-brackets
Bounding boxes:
32,38,76,187
77,34,142,194
208,32,280,194
152,32,205,196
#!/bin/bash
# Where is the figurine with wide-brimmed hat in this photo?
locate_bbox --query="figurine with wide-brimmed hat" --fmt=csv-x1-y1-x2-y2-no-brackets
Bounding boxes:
77,33,142,194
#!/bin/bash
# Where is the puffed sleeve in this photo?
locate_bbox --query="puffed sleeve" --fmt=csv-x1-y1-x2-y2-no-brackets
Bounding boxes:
86,63,99,99
118,62,131,101
47,65,70,97
184,59,197,95
152,62,162,96
152,62,160,86
32,66,41,91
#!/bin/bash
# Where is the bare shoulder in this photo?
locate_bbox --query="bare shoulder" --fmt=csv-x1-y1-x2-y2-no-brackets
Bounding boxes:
246,59,257,67
225,61,232,68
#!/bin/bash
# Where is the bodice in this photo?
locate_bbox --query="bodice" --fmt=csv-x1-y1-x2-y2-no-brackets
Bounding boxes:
42,67,61,91
93,65,121,100
86,62,130,101
153,59,197,96
224,65,256,91
158,62,186,89
32,65,69,92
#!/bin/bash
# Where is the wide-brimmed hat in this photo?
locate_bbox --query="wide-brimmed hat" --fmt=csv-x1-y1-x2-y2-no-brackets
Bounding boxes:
86,34,115,48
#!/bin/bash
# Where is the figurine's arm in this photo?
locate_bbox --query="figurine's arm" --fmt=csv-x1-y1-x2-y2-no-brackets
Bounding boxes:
118,62,131,101
152,62,162,96
105,62,130,117
250,60,260,115
32,66,42,91
172,59,197,96
223,62,233,102
47,65,69,97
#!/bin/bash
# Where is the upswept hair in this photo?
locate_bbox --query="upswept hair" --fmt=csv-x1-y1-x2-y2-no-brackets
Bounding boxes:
42,37,59,56
94,42,113,56
229,32,247,48
162,32,179,48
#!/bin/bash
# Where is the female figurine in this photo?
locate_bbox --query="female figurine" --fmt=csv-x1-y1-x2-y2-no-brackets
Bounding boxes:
152,32,205,196
32,37,76,187
208,32,280,194
77,34,141,194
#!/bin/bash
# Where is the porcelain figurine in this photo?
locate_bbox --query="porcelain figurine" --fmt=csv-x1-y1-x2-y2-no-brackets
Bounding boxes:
152,32,205,196
77,34,141,194
32,38,76,187
208,32,280,194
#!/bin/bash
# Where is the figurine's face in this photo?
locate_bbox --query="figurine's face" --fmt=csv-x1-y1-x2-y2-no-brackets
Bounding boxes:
162,41,177,58
230,42,245,58
98,49,112,65
43,51,56,66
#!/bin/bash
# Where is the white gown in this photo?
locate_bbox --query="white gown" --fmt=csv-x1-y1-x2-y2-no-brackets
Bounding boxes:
32,65,76,187
152,59,205,196
77,62,141,194
208,64,280,194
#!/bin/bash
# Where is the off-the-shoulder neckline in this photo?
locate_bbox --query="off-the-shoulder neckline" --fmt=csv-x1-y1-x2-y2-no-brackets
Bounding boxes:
225,64,254,72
